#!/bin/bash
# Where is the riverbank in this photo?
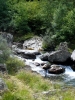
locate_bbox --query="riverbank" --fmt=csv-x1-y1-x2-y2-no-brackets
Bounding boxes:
1,70,75,100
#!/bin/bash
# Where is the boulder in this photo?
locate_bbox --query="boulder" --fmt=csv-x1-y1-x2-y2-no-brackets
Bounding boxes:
40,53,49,61
48,64,65,74
48,50,71,65
34,62,40,66
23,36,43,51
15,49,36,59
20,52,36,59
71,65,75,71
42,63,51,70
41,63,46,66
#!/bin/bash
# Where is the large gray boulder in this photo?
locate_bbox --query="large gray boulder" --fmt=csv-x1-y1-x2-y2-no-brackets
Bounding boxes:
42,63,51,70
14,48,40,59
40,52,49,61
48,50,71,64
23,36,42,51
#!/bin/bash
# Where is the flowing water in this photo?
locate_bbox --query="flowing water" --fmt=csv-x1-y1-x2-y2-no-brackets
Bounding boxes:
13,47,75,86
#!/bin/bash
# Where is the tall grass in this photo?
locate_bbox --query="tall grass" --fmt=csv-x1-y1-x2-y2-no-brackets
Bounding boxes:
16,71,53,92
2,70,75,100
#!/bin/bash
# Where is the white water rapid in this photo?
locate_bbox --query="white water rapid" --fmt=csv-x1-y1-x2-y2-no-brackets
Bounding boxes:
13,46,75,86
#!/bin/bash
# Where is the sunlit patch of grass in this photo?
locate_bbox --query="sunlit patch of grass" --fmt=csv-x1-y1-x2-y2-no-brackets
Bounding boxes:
61,88,75,100
5,80,17,92
2,75,35,100
16,71,52,92
2,92,22,100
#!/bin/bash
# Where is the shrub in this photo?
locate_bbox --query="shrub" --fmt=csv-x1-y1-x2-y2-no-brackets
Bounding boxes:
6,57,25,74
7,1,46,35
0,35,11,63
42,28,57,51
42,1,75,50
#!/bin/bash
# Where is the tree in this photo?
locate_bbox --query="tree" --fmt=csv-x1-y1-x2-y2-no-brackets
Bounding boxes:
0,0,10,31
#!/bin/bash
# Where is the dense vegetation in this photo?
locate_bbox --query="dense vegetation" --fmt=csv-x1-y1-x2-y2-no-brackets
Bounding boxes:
0,0,75,49
1,1,75,99
0,35,11,63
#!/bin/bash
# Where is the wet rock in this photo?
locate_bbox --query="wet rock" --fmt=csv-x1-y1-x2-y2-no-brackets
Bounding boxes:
21,52,36,59
33,52,41,55
40,53,49,61
23,36,43,51
14,48,41,59
71,65,75,71
48,50,71,65
48,64,65,74
34,62,40,66
42,63,51,70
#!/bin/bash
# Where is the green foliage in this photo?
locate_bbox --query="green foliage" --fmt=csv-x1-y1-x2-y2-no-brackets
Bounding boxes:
6,57,25,74
1,0,75,49
14,33,34,42
0,0,9,31
2,92,23,100
42,28,57,51
0,35,11,63
7,0,46,35
43,0,75,50
16,71,51,91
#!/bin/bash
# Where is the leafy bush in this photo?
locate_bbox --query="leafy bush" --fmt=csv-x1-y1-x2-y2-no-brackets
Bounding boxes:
42,28,57,51
0,0,10,31
6,57,25,74
6,0,46,35
0,35,11,63
43,1,75,50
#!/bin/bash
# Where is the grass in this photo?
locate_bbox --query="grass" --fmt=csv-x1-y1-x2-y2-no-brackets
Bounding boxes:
1,70,75,100
16,70,53,92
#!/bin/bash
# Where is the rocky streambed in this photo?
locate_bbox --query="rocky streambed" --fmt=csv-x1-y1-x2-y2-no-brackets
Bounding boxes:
12,36,75,86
